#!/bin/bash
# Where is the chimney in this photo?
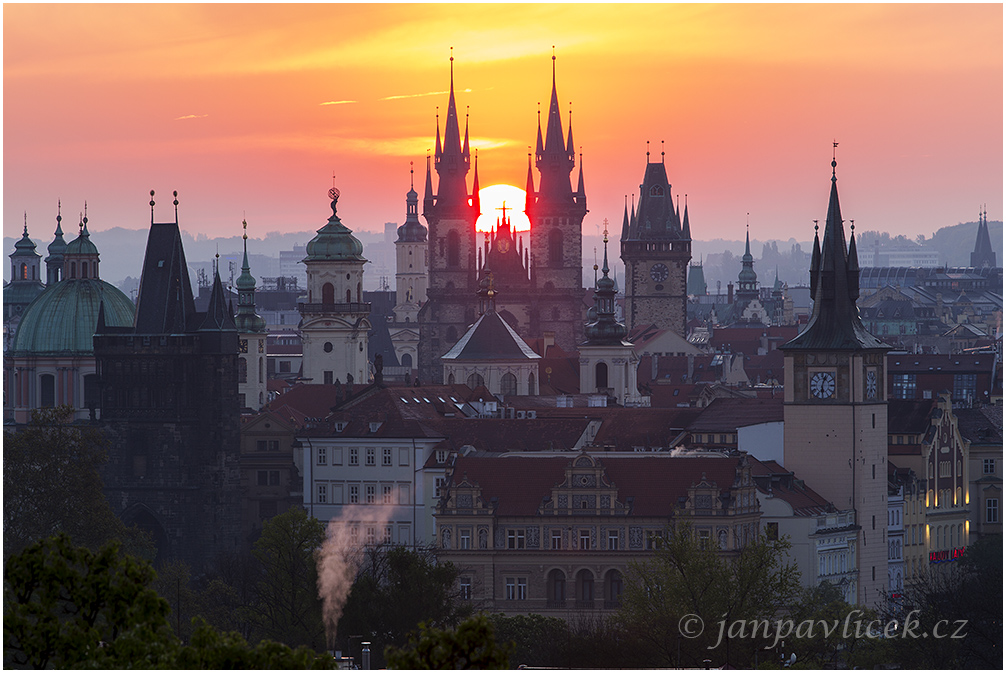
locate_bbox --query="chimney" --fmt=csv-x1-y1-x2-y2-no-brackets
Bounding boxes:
543,331,556,352
727,282,734,305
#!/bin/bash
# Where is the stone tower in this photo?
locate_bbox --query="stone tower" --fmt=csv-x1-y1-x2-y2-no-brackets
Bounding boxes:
235,219,268,412
94,191,242,569
970,205,997,268
524,54,588,349
620,151,691,336
417,55,480,382
394,164,428,326
299,188,371,386
780,156,889,607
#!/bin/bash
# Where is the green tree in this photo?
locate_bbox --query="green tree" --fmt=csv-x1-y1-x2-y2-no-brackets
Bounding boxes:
336,546,473,667
171,616,336,669
617,522,801,668
3,406,153,559
3,534,177,669
384,614,513,669
249,507,327,650
489,612,569,667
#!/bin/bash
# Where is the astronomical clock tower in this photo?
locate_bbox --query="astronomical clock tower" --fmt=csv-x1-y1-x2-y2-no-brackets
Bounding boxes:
620,150,691,337
781,155,889,607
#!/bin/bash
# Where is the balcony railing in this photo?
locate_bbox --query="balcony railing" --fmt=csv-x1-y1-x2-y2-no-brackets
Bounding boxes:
545,599,566,609
298,302,371,315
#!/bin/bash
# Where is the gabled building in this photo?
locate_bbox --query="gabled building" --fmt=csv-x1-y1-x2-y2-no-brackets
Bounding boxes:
435,452,761,616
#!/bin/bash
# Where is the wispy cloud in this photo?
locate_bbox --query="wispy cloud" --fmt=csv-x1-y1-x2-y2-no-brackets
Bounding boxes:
175,114,208,120
381,88,472,101
320,100,357,106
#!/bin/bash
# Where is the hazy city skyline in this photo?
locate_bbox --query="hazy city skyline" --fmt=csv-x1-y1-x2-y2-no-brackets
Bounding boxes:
4,4,1002,243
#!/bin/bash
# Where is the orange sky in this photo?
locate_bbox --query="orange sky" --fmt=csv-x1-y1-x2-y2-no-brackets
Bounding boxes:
4,4,1002,244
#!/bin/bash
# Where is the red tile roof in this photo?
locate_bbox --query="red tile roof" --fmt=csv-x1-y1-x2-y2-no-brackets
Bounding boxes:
687,397,784,432
450,454,748,517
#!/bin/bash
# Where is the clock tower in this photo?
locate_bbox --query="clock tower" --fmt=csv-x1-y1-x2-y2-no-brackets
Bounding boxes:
620,149,691,336
781,155,889,607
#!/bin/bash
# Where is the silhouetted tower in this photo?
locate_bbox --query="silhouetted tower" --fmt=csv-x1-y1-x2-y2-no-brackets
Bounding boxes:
970,205,997,268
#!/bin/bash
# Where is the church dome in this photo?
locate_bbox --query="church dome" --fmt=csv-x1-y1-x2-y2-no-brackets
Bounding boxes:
65,220,99,256
13,227,38,254
304,190,366,262
10,279,135,355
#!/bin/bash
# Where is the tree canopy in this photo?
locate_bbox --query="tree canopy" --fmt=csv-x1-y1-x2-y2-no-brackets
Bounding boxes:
3,406,152,560
384,614,512,669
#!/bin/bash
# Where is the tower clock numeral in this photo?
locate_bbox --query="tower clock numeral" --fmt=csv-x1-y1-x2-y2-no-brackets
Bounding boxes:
650,263,669,283
866,369,878,399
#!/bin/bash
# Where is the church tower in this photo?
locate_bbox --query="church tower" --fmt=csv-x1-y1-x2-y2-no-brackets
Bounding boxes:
620,148,691,336
781,155,889,607
417,54,480,382
299,187,371,386
235,219,267,411
525,54,588,350
45,204,67,285
579,222,643,406
4,216,45,332
970,205,997,268
394,163,428,325
736,226,758,300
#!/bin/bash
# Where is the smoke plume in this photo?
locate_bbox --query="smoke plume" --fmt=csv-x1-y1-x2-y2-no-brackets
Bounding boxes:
316,504,393,648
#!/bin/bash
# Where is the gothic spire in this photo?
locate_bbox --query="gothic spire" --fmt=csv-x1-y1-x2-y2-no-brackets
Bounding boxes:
536,51,575,202
682,195,691,239
432,51,472,210
782,155,886,352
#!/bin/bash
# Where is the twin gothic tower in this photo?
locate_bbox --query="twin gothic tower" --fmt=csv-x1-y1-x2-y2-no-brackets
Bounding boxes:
417,56,588,381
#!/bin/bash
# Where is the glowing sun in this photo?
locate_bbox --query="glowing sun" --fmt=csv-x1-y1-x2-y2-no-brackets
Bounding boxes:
476,184,531,233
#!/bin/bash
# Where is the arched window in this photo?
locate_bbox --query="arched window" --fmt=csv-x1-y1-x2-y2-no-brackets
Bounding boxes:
401,353,413,368
447,230,460,267
448,373,455,385
501,373,517,397
466,373,484,389
259,357,264,383
605,569,623,606
20,263,27,280
70,262,76,279
346,289,352,303
238,357,248,383
81,262,88,279
595,362,608,389
548,229,563,266
357,282,362,302
547,569,566,605
39,374,55,408
322,282,334,304
576,569,594,604
528,372,536,395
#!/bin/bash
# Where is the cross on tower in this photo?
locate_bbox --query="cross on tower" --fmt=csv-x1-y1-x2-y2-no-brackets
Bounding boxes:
495,201,510,221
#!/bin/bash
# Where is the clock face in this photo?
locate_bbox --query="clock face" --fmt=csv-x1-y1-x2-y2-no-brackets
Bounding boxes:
238,339,248,354
650,263,669,282
866,370,878,399
810,371,836,399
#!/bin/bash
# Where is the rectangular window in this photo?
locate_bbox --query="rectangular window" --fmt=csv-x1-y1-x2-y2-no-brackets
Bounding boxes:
382,484,393,504
257,470,269,486
366,485,376,504
506,578,515,601
366,527,376,546
646,533,660,550
349,485,359,504
366,448,376,466
608,530,619,550
435,449,448,464
384,526,393,545
460,530,471,549
317,483,327,504
987,498,999,524
279,360,291,373
269,470,280,486
383,447,392,466
350,526,359,545
984,458,996,475
507,529,526,549
268,440,279,451
517,578,527,600
349,448,359,466
324,371,333,385
698,529,711,550
317,447,327,465
552,530,562,550
256,440,267,452
580,530,590,550
953,373,977,401
892,373,917,400
460,577,472,600
435,477,447,499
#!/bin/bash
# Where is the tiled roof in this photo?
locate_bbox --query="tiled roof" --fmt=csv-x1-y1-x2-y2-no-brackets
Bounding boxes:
749,459,836,516
450,454,747,517
887,353,996,373
687,397,784,432
887,399,936,433
954,406,1003,445
441,310,540,361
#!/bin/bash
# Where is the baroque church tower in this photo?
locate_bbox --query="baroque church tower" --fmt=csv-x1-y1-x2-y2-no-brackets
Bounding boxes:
235,219,267,412
417,55,480,382
781,156,889,607
299,187,371,386
390,164,428,372
620,148,692,336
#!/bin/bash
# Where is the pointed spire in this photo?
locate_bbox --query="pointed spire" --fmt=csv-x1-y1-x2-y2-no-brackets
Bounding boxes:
435,107,442,159
566,106,575,156
744,223,751,258
576,151,585,197
847,220,860,301
535,103,544,156
621,196,630,241
782,152,886,352
682,195,691,239
199,265,237,332
810,220,821,299
525,150,536,197
463,106,470,160
471,151,481,215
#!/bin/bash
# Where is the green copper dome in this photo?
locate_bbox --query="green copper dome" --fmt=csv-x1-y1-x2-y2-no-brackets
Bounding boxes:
65,221,99,256
11,279,134,355
13,225,38,255
303,191,366,262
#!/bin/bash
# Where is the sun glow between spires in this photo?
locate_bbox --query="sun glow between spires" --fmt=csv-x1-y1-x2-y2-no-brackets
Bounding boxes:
476,184,530,233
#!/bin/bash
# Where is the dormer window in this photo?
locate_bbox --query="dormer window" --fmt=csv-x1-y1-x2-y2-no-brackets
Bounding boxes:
435,449,447,464
369,421,383,433
335,422,346,432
